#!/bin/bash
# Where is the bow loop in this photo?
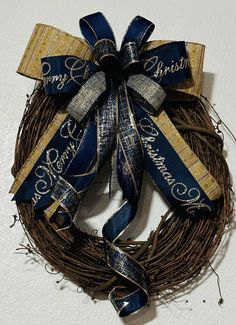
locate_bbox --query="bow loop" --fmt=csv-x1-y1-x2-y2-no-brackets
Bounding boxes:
121,16,154,48
120,16,154,71
127,74,166,114
66,71,106,123
120,42,140,72
79,12,116,46
93,39,118,64
80,12,121,76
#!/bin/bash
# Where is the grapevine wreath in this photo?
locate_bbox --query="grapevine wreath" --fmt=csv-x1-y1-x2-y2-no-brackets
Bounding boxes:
10,12,233,317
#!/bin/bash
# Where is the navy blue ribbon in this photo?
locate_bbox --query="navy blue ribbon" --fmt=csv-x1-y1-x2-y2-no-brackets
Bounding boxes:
41,56,98,95
12,12,218,316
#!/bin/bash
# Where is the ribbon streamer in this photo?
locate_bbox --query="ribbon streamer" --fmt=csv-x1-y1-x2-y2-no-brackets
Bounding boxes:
11,12,222,316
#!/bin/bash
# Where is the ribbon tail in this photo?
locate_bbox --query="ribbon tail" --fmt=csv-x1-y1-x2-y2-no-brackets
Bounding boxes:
134,104,222,217
43,115,97,225
106,241,148,317
48,82,118,227
126,72,221,216
102,82,148,316
11,112,85,209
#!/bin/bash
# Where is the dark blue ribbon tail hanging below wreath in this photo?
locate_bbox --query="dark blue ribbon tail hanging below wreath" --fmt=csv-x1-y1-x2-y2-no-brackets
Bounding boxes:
11,11,222,317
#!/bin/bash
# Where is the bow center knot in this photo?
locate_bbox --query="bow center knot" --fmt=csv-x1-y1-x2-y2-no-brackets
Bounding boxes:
93,39,141,81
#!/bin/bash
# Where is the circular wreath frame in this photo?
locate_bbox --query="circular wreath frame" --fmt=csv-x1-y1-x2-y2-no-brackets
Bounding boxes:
12,84,233,301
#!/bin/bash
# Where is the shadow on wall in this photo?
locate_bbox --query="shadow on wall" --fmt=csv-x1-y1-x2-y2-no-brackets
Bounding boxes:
121,299,157,325
202,72,215,101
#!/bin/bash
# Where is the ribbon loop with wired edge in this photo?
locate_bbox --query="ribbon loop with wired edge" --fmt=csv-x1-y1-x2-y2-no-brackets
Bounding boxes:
120,15,154,72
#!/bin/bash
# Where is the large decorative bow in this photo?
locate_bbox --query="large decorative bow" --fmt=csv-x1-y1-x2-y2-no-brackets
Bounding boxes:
11,12,222,316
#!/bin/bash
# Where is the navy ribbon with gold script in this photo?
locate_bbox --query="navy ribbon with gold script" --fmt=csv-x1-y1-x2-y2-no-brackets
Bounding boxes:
11,12,221,316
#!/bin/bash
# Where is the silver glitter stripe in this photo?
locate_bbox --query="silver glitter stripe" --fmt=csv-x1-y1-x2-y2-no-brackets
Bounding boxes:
66,71,106,122
127,74,166,113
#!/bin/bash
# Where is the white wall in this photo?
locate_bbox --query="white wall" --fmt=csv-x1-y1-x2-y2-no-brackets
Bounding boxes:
1,1,236,324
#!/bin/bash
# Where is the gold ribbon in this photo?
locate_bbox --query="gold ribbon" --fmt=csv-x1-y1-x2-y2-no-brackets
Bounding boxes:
152,111,221,201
